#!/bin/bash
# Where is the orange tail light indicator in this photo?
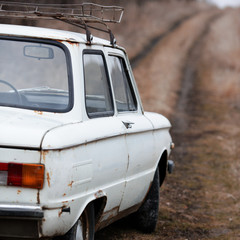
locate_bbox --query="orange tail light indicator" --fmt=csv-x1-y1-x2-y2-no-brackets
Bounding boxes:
0,163,45,189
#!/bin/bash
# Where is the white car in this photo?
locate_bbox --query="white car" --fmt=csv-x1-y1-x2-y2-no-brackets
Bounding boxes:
0,3,174,240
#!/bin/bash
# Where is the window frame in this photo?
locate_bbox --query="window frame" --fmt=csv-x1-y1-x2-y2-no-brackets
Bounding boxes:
83,49,114,119
108,54,138,113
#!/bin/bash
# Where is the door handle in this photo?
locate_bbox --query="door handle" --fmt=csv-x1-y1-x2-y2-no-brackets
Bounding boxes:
122,121,134,129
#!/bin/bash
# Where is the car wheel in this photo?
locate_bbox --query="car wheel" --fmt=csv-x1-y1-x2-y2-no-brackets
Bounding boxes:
55,203,95,240
134,167,160,233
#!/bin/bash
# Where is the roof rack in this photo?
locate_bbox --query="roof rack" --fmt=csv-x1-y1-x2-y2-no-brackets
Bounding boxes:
0,2,124,46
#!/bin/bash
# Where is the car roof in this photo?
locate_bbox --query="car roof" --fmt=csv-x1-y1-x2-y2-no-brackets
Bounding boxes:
0,24,118,48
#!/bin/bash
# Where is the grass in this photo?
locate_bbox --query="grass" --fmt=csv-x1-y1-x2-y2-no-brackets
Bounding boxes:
159,8,240,240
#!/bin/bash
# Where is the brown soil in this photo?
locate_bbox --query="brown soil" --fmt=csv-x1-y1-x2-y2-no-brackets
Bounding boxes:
96,1,240,240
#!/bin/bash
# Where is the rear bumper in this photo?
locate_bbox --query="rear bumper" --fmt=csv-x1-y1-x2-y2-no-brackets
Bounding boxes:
0,204,43,238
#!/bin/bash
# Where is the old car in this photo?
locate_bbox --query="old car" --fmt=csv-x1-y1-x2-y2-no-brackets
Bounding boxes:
0,2,174,239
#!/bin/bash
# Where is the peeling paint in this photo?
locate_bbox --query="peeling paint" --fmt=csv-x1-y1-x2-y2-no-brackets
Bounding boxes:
34,110,43,115
37,190,40,204
47,172,51,187
58,209,63,217
101,206,119,221
57,39,79,44
94,190,104,198
68,42,79,46
41,150,49,161
96,204,140,231
68,181,74,188
58,205,69,217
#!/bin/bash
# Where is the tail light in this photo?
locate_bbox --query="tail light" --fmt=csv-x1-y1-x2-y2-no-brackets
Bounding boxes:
0,163,44,189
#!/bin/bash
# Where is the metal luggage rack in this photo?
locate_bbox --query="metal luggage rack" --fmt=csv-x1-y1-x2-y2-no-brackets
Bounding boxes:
0,2,124,46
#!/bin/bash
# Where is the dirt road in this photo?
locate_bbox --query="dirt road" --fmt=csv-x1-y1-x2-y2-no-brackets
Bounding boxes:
96,3,240,240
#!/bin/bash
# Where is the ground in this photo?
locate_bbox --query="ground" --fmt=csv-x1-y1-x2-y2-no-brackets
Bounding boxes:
95,1,240,239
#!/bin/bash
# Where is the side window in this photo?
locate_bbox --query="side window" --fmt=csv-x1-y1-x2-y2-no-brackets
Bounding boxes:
83,51,114,118
108,55,137,112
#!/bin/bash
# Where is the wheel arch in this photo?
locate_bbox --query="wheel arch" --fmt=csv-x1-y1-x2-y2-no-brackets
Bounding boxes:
92,196,107,228
66,194,107,235
158,149,168,187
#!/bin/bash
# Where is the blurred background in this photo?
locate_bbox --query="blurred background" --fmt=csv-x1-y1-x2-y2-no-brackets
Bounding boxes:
1,1,240,239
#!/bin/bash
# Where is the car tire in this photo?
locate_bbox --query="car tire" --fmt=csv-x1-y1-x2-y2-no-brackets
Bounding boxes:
55,203,95,240
134,167,160,233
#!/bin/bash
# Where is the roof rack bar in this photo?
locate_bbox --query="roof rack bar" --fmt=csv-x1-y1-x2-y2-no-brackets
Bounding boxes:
0,2,124,23
55,17,116,46
0,2,123,46
54,17,93,45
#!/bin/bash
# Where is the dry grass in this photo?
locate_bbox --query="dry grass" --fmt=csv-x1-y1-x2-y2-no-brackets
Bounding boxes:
112,0,209,59
160,7,240,239
199,9,240,104
198,8,240,192
133,9,218,117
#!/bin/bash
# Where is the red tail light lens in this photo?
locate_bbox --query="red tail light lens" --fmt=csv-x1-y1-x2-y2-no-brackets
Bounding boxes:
8,163,22,187
0,163,44,189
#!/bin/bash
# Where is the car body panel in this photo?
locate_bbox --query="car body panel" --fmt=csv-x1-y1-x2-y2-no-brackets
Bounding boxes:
39,117,129,236
0,108,63,149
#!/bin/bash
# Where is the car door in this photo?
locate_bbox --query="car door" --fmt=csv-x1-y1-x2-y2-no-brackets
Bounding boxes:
106,49,156,211
81,48,129,216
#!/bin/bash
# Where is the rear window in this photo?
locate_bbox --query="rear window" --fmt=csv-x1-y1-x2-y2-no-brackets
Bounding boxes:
0,38,73,112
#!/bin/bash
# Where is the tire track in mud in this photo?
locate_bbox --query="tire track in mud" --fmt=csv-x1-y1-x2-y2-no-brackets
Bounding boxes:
173,12,222,133
160,12,224,240
130,13,199,69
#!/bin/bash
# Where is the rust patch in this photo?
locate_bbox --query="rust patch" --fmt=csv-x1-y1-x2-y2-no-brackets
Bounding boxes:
68,181,74,188
17,190,21,194
34,110,43,115
47,172,51,187
96,204,140,231
37,190,40,204
57,39,79,45
58,209,63,217
68,42,79,46
96,206,119,231
63,193,66,197
94,190,104,198
41,150,49,161
58,205,69,217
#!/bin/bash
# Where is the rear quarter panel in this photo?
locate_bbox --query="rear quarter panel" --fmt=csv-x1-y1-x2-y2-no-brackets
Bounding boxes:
39,117,129,237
